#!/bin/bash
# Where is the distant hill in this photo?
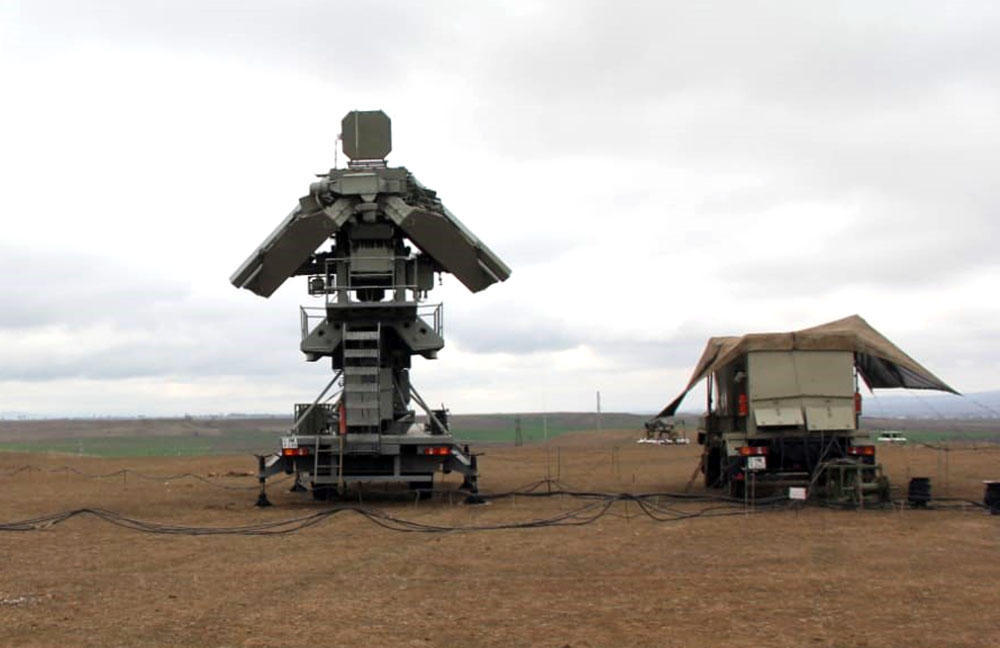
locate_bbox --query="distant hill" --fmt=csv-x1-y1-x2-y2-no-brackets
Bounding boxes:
856,390,1000,419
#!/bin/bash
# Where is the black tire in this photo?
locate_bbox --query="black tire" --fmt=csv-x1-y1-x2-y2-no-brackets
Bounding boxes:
704,447,722,489
312,486,333,501
729,477,745,499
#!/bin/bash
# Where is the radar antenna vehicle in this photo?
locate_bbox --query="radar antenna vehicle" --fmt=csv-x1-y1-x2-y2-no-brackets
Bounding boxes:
231,110,510,502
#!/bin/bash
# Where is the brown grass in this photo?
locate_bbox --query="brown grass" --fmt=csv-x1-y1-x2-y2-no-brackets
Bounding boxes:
2,430,999,647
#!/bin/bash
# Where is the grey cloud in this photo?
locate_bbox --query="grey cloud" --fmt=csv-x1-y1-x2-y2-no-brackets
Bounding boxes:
0,246,310,381
454,2,1000,302
11,0,443,89
449,298,709,372
719,194,1000,297
16,2,1000,140
0,334,291,382
449,311,585,354
595,333,707,372
0,245,187,328
473,2,1000,132
493,232,589,267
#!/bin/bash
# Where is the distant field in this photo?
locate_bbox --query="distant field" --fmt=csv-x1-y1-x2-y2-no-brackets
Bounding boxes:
447,412,667,444
0,413,658,457
0,418,288,458
0,429,279,458
860,416,1000,443
0,413,996,457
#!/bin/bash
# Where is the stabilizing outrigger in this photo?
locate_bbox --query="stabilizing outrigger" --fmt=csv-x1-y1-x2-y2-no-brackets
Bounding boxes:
233,110,510,504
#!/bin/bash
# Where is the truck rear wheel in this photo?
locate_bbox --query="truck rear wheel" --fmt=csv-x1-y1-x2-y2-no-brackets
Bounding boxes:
312,486,333,501
704,448,722,489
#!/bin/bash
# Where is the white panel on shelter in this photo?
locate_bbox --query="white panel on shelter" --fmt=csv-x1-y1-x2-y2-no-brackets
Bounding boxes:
805,405,855,431
753,406,804,427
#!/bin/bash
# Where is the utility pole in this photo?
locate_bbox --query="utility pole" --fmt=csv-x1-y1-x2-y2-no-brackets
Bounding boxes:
596,390,602,433
542,390,548,442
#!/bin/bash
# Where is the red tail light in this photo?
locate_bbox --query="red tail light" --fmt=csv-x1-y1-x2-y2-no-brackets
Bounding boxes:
848,445,875,456
422,446,451,456
854,392,862,414
739,445,768,456
281,447,311,457
738,393,748,417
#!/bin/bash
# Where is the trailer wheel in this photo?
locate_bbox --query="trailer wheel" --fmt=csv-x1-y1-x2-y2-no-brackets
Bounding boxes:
729,478,745,499
312,486,333,501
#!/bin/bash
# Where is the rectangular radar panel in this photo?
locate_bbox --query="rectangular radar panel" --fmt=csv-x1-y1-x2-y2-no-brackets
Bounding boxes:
382,195,510,293
230,198,354,297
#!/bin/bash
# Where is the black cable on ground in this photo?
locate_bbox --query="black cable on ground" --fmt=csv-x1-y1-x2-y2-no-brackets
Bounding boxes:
2,490,991,537
0,464,283,491
2,467,993,537
0,486,783,536
472,477,787,506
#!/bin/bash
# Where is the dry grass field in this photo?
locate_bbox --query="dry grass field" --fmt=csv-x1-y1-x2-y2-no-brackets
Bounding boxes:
2,430,999,647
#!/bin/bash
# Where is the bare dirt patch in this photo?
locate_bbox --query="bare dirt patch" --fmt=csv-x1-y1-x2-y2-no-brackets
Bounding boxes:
2,430,999,647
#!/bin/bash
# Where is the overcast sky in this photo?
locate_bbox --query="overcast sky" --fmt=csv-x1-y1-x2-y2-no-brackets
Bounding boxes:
1,1,998,417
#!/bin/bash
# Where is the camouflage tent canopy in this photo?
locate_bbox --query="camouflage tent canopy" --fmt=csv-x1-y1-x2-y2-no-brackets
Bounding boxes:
656,315,958,418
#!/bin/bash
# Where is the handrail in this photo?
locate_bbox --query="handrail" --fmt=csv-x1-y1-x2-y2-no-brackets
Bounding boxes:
300,304,442,338
290,371,342,434
299,306,327,339
307,255,430,305
417,303,444,337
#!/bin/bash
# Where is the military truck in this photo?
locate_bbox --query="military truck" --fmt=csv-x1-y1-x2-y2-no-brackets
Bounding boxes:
231,110,510,502
653,316,957,500
640,417,690,445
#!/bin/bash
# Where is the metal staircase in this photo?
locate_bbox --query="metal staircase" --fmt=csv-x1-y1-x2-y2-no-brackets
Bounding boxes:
342,323,383,438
